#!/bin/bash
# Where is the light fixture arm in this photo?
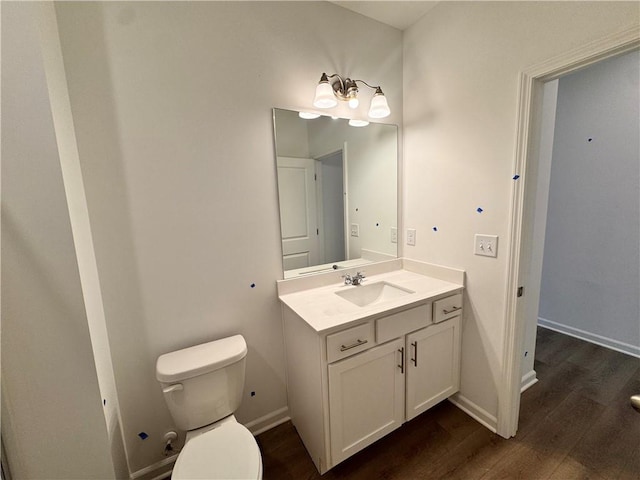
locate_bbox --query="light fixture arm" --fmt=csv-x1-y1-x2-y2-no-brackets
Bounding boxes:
352,79,383,94
322,73,386,100
324,73,358,101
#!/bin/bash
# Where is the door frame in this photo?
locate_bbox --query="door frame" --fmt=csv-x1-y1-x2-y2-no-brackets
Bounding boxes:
313,143,350,260
498,25,640,437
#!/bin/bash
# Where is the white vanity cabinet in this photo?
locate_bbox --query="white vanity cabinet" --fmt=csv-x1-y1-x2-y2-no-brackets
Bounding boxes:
406,316,461,420
281,288,463,474
328,338,405,465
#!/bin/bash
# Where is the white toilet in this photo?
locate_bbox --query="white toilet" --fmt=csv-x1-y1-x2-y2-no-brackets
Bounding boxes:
156,335,262,479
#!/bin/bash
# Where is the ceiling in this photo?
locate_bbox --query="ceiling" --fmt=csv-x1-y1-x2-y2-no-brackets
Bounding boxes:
330,1,439,31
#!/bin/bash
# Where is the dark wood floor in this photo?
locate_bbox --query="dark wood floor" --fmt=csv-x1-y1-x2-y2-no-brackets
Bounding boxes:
257,328,640,479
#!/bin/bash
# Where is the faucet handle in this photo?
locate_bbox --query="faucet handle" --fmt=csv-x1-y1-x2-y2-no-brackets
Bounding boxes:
342,274,353,285
350,271,366,285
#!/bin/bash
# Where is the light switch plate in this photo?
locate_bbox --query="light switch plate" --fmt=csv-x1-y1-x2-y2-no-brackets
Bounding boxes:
390,227,398,244
407,228,416,246
474,234,498,257
350,223,359,237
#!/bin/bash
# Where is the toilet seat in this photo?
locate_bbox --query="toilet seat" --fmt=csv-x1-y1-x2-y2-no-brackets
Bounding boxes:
172,423,262,479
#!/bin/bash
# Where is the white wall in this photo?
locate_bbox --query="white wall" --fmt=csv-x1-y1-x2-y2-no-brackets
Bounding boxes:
1,3,116,478
403,1,639,425
538,49,640,355
53,2,402,473
308,120,398,258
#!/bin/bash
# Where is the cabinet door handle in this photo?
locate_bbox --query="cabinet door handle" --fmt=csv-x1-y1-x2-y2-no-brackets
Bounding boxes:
443,306,462,315
340,339,368,352
411,341,418,366
398,347,405,374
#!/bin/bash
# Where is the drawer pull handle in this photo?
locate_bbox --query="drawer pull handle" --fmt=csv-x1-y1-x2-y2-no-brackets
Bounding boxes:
340,339,368,352
443,306,462,315
411,341,418,366
398,347,405,374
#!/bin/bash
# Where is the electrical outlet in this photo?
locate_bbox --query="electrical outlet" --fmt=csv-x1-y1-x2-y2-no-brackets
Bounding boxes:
390,227,397,243
350,224,359,237
474,234,498,257
407,228,416,246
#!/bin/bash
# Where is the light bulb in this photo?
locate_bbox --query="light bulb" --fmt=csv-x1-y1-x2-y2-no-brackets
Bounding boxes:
348,96,359,109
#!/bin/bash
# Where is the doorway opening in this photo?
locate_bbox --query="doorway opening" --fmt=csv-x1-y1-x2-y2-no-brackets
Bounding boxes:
524,49,639,391
499,26,639,437
315,149,347,264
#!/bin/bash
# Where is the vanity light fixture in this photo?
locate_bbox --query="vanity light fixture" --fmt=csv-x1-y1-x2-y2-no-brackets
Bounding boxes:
313,73,391,119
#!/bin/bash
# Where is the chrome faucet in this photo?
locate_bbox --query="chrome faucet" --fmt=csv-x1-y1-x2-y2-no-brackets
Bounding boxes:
343,271,366,286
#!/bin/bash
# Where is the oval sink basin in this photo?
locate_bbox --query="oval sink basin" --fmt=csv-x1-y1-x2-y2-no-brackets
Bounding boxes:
335,281,415,307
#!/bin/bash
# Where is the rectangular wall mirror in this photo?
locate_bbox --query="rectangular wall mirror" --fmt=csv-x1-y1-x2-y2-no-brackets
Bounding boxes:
273,108,398,278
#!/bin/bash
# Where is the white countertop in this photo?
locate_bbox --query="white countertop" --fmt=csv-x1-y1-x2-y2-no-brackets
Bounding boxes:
278,269,463,334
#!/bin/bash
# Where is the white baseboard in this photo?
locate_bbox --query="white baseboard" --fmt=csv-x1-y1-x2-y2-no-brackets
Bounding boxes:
244,406,290,436
129,407,290,480
521,370,538,392
538,318,640,358
148,471,172,480
130,453,177,480
448,393,497,433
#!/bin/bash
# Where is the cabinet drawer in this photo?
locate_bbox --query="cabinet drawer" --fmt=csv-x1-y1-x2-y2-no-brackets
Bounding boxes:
376,304,431,343
327,323,374,363
433,293,463,323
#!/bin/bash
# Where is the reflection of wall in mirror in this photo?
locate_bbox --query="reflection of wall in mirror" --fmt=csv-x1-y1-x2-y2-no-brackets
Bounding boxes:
274,109,310,158
274,109,397,267
307,118,397,259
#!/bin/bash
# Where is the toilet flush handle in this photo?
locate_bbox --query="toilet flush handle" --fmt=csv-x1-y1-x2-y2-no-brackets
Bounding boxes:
163,383,183,394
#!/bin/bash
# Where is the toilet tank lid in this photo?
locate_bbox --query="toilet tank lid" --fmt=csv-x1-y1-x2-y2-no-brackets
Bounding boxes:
156,335,247,383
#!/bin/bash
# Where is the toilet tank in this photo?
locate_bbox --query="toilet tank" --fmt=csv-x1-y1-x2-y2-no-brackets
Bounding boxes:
156,335,247,431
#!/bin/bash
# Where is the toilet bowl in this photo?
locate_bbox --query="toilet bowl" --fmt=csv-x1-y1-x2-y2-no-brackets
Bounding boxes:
156,335,262,480
172,417,262,479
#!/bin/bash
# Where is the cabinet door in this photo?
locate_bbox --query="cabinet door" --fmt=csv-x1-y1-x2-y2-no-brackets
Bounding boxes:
406,316,461,421
328,338,405,466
